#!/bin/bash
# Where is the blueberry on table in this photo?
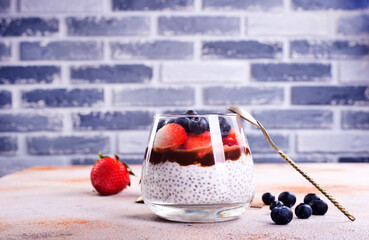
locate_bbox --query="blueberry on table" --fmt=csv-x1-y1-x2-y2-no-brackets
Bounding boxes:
189,117,207,134
262,192,275,205
174,117,190,132
271,206,293,225
310,199,328,215
304,193,320,205
278,191,296,208
219,117,231,138
270,200,284,210
295,203,312,219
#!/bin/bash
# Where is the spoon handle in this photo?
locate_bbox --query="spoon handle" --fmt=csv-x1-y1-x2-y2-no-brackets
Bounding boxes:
257,120,355,221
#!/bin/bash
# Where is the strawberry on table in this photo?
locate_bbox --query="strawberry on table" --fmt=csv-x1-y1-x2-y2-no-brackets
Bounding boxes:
154,123,187,150
91,153,134,195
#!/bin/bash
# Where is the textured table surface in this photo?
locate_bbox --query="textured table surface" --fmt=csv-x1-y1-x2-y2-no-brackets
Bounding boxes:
0,163,369,240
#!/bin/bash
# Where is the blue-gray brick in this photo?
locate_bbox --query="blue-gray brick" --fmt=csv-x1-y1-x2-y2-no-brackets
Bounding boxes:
111,41,193,60
292,86,369,105
0,113,63,132
292,0,369,10
0,41,11,61
253,110,333,129
202,41,282,59
253,155,330,163
0,136,17,154
73,111,153,130
0,90,11,108
66,16,150,36
203,0,283,10
20,41,103,60
203,86,284,105
114,87,194,106
251,63,331,82
19,0,103,12
0,0,10,13
339,157,369,163
0,17,58,37
113,0,193,11
22,88,104,108
338,14,369,35
71,158,96,165
27,135,110,155
158,17,239,36
342,111,369,129
291,40,369,59
248,134,289,153
0,66,60,84
71,65,152,84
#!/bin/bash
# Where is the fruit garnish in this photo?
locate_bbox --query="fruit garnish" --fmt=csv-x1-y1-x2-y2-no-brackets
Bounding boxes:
295,203,312,219
271,206,293,225
188,117,207,134
183,131,212,150
219,117,231,138
154,123,187,150
278,191,296,208
262,192,275,205
222,129,242,146
90,153,134,196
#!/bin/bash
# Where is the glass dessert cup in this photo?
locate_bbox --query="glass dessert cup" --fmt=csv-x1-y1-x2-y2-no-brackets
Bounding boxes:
141,113,255,222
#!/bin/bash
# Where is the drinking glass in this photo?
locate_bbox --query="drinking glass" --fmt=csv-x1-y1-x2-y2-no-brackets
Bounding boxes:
141,113,254,222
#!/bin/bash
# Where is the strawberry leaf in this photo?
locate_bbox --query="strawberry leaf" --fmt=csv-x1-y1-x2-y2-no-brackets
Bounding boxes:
122,162,135,176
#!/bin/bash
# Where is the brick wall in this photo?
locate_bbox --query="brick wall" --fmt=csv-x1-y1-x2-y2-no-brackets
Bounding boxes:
0,0,368,176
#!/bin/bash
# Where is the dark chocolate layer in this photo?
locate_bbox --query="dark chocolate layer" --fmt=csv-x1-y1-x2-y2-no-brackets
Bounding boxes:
147,145,250,167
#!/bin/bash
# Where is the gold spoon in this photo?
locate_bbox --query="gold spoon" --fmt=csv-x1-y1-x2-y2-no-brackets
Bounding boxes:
227,106,356,222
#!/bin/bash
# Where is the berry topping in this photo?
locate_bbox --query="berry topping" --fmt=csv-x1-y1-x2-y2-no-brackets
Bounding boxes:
184,110,197,115
154,123,187,150
156,119,166,131
304,193,320,205
183,131,212,150
270,200,284,210
271,206,293,225
188,117,208,134
278,191,296,208
222,129,241,147
219,117,231,138
295,203,312,219
262,192,275,205
90,153,134,196
174,117,191,132
310,199,328,215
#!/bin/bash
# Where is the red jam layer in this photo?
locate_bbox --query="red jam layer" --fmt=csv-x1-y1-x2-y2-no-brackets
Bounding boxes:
147,145,250,167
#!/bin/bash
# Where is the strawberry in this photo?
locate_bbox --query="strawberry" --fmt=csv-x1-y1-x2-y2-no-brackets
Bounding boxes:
90,153,134,195
183,131,212,149
222,129,243,147
154,123,187,150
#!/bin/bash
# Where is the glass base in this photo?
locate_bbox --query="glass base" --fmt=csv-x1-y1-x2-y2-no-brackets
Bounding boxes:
145,202,248,223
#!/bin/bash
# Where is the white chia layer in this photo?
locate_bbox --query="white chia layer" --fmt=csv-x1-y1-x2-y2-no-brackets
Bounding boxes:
141,154,254,205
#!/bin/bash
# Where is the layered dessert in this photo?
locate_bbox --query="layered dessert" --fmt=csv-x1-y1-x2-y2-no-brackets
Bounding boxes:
141,112,254,207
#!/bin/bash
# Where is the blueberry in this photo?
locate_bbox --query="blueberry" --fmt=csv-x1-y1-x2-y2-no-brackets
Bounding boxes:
295,203,312,219
156,120,166,131
168,118,176,124
219,117,231,138
174,117,190,132
271,206,293,225
270,200,284,210
262,192,275,205
278,191,296,208
189,117,208,134
184,110,197,116
310,199,328,215
304,193,320,205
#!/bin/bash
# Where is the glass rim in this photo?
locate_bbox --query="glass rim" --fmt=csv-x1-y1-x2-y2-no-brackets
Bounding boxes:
154,113,238,117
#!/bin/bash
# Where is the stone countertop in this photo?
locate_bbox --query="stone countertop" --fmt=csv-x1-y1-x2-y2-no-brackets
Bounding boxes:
0,163,368,240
